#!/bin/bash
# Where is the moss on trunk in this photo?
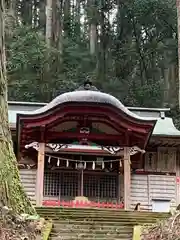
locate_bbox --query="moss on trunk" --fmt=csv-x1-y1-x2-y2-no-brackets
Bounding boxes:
0,0,35,214
0,141,35,214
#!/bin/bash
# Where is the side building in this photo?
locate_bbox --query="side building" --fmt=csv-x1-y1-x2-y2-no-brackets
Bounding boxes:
9,83,180,212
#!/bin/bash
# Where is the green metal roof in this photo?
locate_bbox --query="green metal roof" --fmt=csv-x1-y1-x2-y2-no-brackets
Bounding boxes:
9,110,25,124
152,117,180,137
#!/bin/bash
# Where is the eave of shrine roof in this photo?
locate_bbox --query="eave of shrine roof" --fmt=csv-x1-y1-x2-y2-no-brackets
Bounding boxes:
8,101,169,118
12,91,157,123
8,101,170,112
8,109,180,137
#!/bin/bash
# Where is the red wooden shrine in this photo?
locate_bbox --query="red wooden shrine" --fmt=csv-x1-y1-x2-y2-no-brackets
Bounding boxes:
16,81,156,209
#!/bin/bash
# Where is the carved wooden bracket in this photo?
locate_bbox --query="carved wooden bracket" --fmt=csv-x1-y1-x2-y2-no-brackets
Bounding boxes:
25,142,146,156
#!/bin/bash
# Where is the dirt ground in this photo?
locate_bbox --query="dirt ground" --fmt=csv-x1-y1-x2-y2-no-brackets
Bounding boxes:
0,206,43,240
141,212,180,240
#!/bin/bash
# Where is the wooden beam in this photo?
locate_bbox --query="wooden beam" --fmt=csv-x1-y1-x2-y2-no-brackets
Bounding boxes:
21,129,147,147
45,131,123,141
151,136,180,145
23,117,126,135
124,147,131,210
36,142,45,206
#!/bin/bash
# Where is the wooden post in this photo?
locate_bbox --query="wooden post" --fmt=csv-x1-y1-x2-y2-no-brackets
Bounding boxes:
124,147,131,210
117,171,121,203
117,158,122,203
176,150,180,206
36,142,45,206
81,170,84,196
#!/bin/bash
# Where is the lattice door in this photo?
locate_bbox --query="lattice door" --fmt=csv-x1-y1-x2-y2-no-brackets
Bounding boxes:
83,172,118,202
44,171,78,200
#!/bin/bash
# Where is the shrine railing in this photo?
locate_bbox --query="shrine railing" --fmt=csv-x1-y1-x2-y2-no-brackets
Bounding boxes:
42,200,124,209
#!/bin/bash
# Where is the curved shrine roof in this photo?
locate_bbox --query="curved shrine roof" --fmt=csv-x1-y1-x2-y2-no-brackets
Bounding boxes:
9,110,180,137
17,82,157,123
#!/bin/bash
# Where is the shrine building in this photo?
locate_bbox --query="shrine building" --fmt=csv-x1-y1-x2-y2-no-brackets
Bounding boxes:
9,81,180,212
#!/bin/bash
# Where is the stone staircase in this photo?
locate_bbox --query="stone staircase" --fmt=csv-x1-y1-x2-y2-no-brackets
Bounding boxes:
36,207,169,240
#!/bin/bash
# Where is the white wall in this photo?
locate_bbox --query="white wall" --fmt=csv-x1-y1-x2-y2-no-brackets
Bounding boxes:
19,169,36,205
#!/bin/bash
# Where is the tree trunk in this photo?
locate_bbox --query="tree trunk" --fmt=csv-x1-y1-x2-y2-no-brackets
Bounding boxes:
40,0,53,101
39,0,46,33
52,0,63,62
63,0,71,38
45,0,53,47
163,65,178,108
88,0,97,55
32,0,39,28
90,24,97,55
177,0,180,109
5,0,17,17
0,0,34,214
20,0,32,25
99,8,106,82
75,0,81,42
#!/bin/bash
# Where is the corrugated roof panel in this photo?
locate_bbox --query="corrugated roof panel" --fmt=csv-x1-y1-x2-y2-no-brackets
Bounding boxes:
8,110,28,125
152,117,180,136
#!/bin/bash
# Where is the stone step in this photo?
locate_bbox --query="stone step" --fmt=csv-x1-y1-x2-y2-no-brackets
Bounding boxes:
40,214,166,220
49,233,133,240
39,215,165,223
37,212,168,221
38,211,169,218
50,237,132,240
50,220,134,239
36,208,168,240
37,210,167,217
52,226,133,234
51,231,133,237
50,230,133,235
36,207,167,213
52,223,133,231
50,224,133,240
51,219,155,226
36,207,169,217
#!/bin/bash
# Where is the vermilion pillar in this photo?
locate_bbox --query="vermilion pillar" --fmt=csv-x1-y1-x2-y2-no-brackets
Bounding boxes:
36,142,45,206
124,147,131,210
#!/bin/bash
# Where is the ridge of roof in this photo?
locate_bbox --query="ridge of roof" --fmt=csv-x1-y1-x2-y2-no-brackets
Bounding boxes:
8,101,170,112
8,101,46,106
127,106,170,112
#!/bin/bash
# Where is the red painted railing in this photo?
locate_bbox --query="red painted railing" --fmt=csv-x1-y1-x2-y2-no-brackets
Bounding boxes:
43,200,124,209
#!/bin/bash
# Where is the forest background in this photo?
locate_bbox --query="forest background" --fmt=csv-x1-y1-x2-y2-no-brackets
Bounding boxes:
5,0,179,123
